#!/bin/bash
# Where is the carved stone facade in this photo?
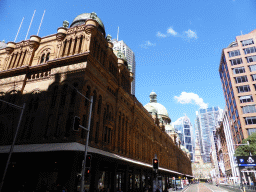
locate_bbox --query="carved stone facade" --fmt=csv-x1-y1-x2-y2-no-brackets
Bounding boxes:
0,13,192,192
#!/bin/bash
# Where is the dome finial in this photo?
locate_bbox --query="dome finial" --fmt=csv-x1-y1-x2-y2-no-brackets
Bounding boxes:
150,91,157,103
63,20,69,28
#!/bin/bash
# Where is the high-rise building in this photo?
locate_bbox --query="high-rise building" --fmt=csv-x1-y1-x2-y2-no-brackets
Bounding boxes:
112,40,136,95
196,107,223,163
173,115,194,161
195,111,204,155
219,30,256,143
215,107,240,183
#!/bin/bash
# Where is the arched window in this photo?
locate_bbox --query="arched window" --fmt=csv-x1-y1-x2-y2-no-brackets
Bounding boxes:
45,53,50,62
44,114,53,139
40,54,45,64
65,112,74,137
51,86,58,108
84,86,91,107
26,117,35,140
92,90,97,113
28,92,40,112
70,82,78,106
97,95,102,115
60,84,68,107
55,113,63,138
95,121,99,143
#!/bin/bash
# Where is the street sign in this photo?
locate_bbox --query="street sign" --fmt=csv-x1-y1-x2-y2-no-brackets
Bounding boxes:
237,156,256,167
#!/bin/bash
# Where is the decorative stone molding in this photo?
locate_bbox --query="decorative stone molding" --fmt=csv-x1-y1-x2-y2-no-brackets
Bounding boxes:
84,19,98,35
86,19,99,27
118,58,126,70
129,72,134,82
67,25,85,34
51,62,87,75
16,41,29,49
29,35,41,50
108,41,113,49
0,74,26,85
6,42,16,54
57,27,67,41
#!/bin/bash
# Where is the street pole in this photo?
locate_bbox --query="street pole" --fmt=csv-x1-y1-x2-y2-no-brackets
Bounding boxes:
80,96,93,192
0,101,25,192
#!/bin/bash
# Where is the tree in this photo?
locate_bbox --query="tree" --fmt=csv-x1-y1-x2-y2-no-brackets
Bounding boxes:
234,132,256,156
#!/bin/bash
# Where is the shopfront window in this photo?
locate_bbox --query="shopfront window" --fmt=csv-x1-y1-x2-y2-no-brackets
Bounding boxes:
135,174,140,189
116,173,124,191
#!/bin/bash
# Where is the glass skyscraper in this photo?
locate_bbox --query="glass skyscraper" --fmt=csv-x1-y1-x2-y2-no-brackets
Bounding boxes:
173,115,194,161
196,107,223,163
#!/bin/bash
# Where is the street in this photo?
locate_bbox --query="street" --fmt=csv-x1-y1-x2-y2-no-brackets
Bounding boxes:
180,183,243,192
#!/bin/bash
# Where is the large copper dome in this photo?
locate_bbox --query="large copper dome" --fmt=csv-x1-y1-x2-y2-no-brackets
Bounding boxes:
70,12,105,36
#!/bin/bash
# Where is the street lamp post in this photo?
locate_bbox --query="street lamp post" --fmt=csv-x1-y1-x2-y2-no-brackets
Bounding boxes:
67,83,93,192
0,99,25,192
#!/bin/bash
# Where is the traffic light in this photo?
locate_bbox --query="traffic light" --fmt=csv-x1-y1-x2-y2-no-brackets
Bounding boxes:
73,116,80,131
85,168,90,177
153,158,159,169
85,154,92,168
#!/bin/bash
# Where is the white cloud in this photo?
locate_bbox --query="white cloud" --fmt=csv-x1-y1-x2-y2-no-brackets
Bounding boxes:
167,27,178,36
140,41,156,49
156,31,167,38
174,92,208,108
184,29,198,39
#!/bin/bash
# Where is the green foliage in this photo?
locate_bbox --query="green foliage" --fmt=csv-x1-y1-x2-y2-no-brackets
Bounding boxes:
234,132,256,156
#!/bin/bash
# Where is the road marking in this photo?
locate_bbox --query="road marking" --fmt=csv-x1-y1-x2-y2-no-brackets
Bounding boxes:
203,183,214,192
203,183,228,192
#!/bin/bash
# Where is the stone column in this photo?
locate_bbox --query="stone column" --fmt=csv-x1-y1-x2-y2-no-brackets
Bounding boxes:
69,37,76,55
75,36,81,54
63,39,70,57
20,50,26,67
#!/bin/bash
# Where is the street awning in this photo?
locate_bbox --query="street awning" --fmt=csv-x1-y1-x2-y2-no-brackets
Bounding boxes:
0,142,193,177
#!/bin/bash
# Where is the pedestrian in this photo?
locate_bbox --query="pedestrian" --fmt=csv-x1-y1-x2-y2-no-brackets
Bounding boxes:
62,186,67,192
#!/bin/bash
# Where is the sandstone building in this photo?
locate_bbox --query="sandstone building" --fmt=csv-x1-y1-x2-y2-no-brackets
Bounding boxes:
0,12,192,192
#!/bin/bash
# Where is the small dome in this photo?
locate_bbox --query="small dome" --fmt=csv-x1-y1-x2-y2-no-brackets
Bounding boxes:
145,105,157,114
144,103,169,118
70,12,105,35
150,91,157,96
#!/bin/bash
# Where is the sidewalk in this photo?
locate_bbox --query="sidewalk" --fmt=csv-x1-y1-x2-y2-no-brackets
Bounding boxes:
218,183,256,192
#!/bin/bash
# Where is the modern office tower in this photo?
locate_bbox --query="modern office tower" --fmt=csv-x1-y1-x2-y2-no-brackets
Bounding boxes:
196,107,223,163
112,40,136,95
173,115,194,161
219,30,256,143
195,112,204,155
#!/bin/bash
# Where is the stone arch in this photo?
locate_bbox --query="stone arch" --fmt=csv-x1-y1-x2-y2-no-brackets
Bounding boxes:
36,44,55,64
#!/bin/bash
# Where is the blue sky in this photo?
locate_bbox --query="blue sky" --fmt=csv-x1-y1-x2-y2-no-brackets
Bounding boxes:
1,0,256,126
